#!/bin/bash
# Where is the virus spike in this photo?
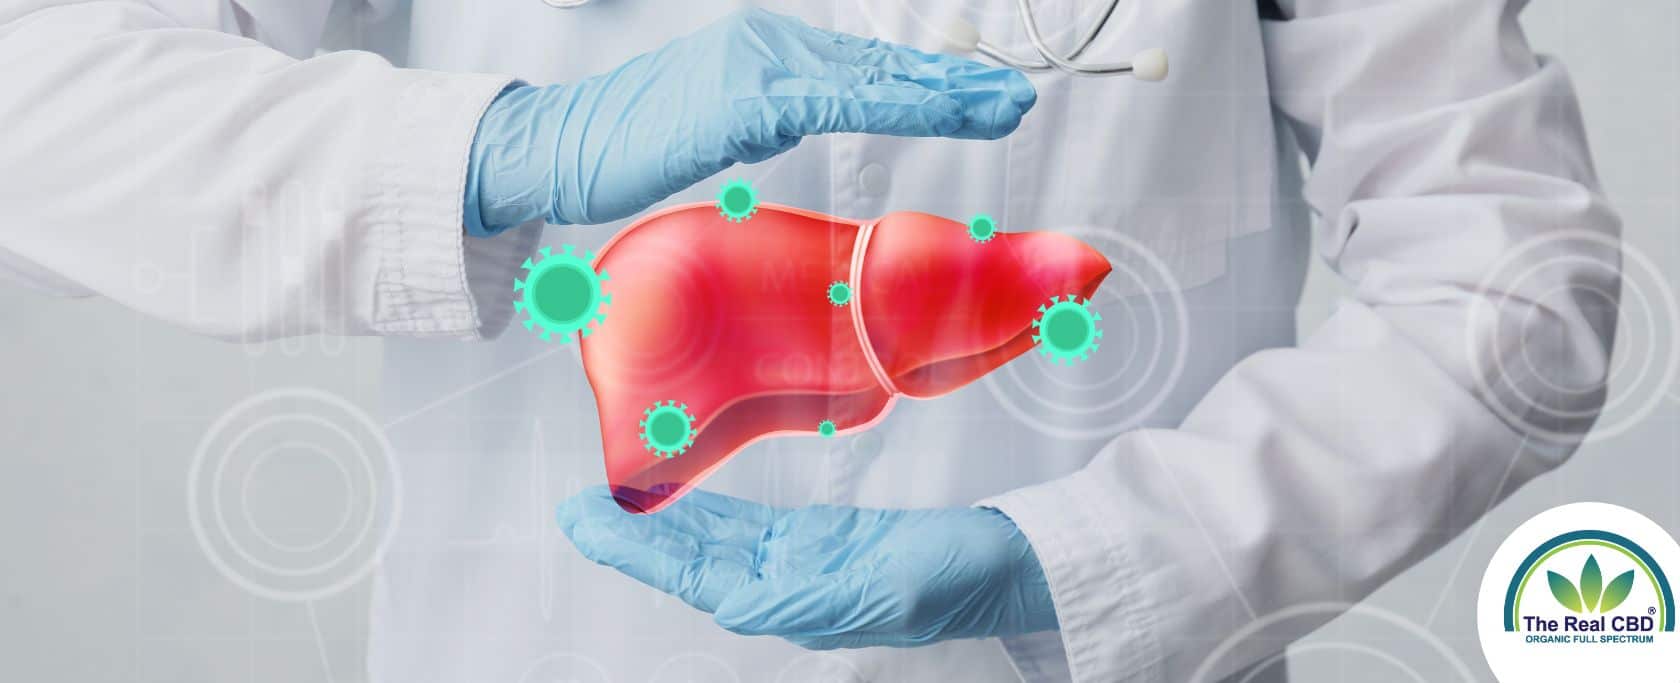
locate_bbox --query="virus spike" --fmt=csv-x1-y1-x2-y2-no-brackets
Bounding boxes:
637,400,698,459
512,243,612,343
966,214,999,243
716,179,760,223
827,280,853,307
1031,295,1103,365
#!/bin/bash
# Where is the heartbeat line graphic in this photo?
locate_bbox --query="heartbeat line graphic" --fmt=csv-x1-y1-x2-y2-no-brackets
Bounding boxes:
435,418,584,622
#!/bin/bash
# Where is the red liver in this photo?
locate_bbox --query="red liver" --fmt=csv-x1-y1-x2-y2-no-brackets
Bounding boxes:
581,203,1111,514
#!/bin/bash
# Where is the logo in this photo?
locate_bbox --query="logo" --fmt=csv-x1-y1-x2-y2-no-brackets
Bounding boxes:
1503,530,1671,635
1478,503,1680,681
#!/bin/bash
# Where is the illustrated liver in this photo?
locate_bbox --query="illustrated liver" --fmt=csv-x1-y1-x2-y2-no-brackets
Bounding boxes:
572,202,1111,514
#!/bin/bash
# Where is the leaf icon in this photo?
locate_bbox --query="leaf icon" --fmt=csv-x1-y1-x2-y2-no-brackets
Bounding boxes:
1581,555,1603,612
1599,570,1636,613
1549,571,1583,613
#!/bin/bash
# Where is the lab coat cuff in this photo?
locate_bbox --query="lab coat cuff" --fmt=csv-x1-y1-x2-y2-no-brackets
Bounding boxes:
463,221,544,339
980,471,1165,683
365,69,520,338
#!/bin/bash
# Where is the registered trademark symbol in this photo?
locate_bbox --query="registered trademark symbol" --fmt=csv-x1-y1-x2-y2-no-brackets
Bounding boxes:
1650,606,1658,615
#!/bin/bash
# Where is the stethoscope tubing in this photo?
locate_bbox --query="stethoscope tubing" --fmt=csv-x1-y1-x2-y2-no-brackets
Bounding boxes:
980,0,1130,75
538,0,1158,79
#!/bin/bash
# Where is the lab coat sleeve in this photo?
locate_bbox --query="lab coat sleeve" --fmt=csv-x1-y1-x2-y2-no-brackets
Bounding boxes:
0,0,538,340
977,1,1618,680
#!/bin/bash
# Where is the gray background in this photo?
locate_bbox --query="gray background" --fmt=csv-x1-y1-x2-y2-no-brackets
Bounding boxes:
2,2,1675,681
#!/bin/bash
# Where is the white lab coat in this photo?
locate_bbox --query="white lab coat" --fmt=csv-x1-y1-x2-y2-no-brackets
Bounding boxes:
0,0,1618,681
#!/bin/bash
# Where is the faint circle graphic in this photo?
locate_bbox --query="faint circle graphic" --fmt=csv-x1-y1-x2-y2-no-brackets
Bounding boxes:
646,652,742,683
1189,602,1477,683
588,233,726,389
516,652,613,683
239,443,353,554
1466,230,1674,443
984,229,1188,440
774,652,864,683
1238,642,1430,683
188,388,401,602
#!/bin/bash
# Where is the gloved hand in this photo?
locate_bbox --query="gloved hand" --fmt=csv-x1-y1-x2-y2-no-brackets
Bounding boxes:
463,8,1037,235
556,486,1059,649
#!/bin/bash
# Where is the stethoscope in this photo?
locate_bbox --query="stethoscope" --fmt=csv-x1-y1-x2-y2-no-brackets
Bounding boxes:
537,0,1168,80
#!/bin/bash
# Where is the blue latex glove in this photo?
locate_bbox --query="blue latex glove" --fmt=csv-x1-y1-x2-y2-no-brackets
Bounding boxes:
556,486,1059,649
463,8,1037,235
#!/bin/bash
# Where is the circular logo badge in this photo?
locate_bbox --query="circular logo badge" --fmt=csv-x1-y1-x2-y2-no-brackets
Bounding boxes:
1477,502,1680,681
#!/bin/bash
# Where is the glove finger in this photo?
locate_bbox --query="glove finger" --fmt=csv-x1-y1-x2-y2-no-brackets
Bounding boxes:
741,10,911,84
712,572,898,637
566,522,754,614
814,58,1035,121
756,506,891,576
770,79,963,138
883,61,1038,118
554,485,627,536
676,488,781,527
787,632,906,651
557,486,764,563
793,22,1036,114
931,81,1034,140
809,60,915,90
794,21,945,70
783,69,1029,140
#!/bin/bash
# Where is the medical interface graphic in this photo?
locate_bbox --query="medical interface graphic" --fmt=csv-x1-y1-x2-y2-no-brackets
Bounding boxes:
514,181,1113,513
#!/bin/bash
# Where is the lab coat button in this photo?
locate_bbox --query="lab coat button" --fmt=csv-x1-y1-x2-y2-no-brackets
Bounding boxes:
857,163,890,197
850,431,883,460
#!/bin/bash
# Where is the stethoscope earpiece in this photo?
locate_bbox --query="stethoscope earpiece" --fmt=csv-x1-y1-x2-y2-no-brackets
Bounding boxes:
1129,48,1168,82
941,17,983,54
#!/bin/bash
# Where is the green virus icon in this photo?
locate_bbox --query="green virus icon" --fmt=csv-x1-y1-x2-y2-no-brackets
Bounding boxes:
1032,295,1102,364
513,244,609,343
967,214,998,243
717,178,760,223
826,280,853,307
817,419,838,438
639,400,697,459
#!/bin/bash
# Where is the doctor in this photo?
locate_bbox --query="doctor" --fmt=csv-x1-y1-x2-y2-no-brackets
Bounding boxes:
0,1,1617,681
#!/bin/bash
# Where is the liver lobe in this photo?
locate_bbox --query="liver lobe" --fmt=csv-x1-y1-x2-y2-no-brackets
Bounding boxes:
582,203,1110,513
